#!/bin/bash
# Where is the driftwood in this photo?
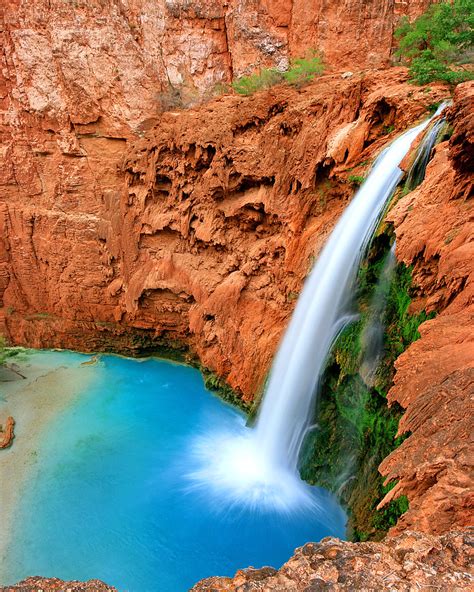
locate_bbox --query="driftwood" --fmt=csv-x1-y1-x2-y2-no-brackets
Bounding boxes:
0,416,15,449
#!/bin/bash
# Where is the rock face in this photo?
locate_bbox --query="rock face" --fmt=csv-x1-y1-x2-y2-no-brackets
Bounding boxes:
0,578,116,592
0,1,434,116
192,529,474,591
377,81,474,536
0,65,448,399
0,416,15,449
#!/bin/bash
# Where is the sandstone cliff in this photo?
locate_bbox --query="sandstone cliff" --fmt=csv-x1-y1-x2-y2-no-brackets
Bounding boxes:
0,67,448,399
1,2,473,589
1,0,434,116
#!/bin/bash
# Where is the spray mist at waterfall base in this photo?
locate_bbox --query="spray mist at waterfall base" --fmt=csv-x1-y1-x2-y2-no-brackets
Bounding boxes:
186,417,323,516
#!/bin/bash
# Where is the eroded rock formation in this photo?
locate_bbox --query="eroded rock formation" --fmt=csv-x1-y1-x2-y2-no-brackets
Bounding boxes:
0,416,15,449
0,67,448,399
378,81,474,536
192,528,474,591
1,2,473,590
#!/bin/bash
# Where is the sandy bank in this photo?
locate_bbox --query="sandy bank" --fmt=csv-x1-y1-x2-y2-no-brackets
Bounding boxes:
0,352,98,580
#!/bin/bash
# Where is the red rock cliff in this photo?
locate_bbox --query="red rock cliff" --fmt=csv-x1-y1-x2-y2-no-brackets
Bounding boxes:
378,81,474,536
1,0,434,114
0,65,448,399
0,0,472,552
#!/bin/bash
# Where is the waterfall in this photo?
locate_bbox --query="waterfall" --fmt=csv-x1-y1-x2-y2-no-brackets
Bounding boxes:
253,118,437,474
188,107,446,513
405,103,449,190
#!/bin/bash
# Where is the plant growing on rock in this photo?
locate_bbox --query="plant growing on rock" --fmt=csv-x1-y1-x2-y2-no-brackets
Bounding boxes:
232,51,324,96
282,52,324,87
395,0,474,85
348,174,366,186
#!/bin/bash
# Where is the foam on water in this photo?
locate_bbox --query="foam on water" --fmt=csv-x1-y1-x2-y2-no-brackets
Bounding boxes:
186,423,319,514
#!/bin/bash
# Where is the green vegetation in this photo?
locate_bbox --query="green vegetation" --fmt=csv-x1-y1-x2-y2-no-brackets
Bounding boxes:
0,335,23,367
232,68,283,96
201,368,250,413
232,52,324,96
395,0,474,85
299,234,433,540
348,174,366,186
281,53,324,86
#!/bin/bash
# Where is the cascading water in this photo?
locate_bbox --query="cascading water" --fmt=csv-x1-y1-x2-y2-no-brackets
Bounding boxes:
187,107,446,513
405,103,449,190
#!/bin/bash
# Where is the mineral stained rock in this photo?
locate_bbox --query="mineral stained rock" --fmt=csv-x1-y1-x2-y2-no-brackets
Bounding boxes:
0,0,434,113
379,81,474,536
0,416,15,449
0,67,449,400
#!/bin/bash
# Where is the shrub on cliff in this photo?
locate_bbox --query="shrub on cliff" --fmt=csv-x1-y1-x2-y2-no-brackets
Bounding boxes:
232,68,283,96
232,52,324,95
282,53,324,86
395,0,474,85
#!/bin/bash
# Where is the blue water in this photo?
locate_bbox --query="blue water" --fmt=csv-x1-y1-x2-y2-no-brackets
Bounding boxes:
4,353,346,591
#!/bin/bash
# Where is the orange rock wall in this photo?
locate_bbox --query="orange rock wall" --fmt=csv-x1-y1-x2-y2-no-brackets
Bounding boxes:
0,64,448,399
379,82,474,535
1,0,434,117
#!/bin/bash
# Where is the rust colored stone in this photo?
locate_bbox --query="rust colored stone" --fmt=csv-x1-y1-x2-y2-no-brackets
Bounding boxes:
379,81,474,536
0,416,15,449
192,529,474,591
0,65,449,400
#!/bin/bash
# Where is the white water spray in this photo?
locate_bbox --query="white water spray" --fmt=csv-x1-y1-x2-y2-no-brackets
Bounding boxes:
187,109,444,513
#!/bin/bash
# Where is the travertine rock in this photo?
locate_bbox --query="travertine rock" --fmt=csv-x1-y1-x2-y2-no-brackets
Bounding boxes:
193,529,474,591
0,66,448,399
379,81,474,536
0,578,116,592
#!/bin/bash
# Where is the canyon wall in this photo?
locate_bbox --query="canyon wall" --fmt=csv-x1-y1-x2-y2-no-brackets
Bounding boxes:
1,1,434,117
0,65,448,399
378,82,474,536
1,0,472,554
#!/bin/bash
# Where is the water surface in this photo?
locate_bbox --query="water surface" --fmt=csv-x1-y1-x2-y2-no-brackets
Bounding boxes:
2,352,346,591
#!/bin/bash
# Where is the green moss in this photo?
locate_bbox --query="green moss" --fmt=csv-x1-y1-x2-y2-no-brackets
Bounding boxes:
299,233,431,540
200,368,250,413
347,174,366,186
